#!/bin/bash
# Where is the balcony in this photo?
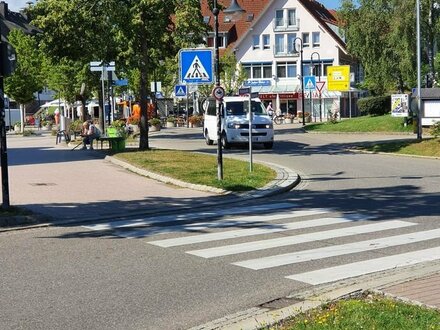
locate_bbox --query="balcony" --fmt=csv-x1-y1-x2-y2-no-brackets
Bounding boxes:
273,18,300,32
273,47,300,58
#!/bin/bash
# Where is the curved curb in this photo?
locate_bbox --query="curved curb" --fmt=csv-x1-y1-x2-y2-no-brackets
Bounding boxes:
347,148,440,160
105,155,300,199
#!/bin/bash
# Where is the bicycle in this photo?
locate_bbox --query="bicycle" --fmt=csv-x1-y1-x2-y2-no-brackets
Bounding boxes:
270,113,285,125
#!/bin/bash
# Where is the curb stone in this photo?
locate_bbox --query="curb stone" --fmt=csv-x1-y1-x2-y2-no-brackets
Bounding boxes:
0,157,300,230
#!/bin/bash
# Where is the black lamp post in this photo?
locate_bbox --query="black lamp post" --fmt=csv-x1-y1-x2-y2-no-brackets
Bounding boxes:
294,37,305,126
212,0,244,180
311,51,321,122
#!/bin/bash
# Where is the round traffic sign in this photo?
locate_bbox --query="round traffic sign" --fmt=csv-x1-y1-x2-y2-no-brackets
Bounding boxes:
212,86,225,100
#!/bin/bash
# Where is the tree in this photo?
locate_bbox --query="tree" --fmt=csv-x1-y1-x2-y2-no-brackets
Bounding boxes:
339,0,417,95
220,50,247,96
4,30,45,132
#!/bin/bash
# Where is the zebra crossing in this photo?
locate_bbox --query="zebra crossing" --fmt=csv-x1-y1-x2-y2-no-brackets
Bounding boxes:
83,203,440,286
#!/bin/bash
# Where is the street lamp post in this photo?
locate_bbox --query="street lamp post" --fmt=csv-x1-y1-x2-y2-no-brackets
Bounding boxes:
294,37,305,126
416,0,422,140
212,0,244,180
311,51,322,122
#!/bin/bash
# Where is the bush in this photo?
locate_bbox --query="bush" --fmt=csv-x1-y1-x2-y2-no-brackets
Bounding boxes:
430,121,440,138
149,118,161,126
69,119,83,132
358,95,391,116
167,116,176,123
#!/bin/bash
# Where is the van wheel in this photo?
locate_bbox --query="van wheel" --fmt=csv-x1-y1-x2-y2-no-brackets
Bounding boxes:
263,142,273,149
222,133,231,149
205,130,214,145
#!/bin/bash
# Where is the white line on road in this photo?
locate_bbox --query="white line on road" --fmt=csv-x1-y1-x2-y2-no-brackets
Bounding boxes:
115,209,329,238
189,220,414,258
83,202,298,231
235,224,439,270
286,246,440,285
149,215,369,248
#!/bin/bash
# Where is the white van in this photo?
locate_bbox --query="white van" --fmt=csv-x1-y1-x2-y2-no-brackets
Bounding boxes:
203,96,274,149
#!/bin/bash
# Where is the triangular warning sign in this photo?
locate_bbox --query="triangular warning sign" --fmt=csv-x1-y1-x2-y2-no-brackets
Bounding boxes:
176,87,186,96
184,55,209,80
305,78,315,89
316,81,326,92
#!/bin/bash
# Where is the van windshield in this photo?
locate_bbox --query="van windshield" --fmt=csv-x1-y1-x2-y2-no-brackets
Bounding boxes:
224,101,266,116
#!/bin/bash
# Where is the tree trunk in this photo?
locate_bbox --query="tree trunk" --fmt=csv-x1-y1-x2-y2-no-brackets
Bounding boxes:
139,29,149,150
20,104,25,133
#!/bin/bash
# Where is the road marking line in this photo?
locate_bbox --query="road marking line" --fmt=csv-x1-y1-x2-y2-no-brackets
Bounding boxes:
189,220,414,258
115,209,329,239
149,215,369,248
83,202,298,231
236,223,440,270
286,246,440,285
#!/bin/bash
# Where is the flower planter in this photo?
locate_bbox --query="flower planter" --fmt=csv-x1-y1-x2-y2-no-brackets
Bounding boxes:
111,139,126,152
284,118,293,124
150,124,161,132
166,121,176,128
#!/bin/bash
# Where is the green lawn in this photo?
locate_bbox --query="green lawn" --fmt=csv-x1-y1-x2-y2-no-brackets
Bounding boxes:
273,294,440,330
360,138,440,157
114,149,276,192
305,115,414,133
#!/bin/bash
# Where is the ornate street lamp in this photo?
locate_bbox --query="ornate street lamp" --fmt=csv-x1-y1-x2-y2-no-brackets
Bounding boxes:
294,37,305,126
416,0,422,140
212,0,245,180
311,51,322,122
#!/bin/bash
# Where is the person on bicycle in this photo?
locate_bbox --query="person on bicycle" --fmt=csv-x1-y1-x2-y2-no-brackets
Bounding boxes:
266,102,274,118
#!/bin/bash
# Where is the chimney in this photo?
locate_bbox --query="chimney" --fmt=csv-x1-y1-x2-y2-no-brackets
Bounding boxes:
0,1,8,19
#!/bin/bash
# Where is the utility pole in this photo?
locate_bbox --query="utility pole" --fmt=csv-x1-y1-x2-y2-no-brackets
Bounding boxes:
0,26,11,207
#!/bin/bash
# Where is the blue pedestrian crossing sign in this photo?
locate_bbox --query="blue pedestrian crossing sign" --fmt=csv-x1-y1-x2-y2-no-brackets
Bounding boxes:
174,84,187,98
179,49,213,85
304,75,316,91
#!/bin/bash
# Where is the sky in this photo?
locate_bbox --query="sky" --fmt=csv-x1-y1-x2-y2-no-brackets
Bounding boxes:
5,0,341,12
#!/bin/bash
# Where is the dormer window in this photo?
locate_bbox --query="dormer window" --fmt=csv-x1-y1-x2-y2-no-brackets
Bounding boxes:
203,16,210,24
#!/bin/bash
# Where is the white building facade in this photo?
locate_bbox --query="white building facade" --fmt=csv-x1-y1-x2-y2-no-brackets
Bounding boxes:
230,0,360,119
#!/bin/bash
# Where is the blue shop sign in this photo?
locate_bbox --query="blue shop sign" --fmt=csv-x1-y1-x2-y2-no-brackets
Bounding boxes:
244,80,272,87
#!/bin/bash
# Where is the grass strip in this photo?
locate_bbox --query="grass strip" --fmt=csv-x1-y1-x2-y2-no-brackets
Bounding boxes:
359,138,440,157
305,115,414,133
273,293,440,329
114,149,276,192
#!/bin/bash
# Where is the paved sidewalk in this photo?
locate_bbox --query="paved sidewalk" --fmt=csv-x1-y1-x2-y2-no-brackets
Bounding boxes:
3,132,297,226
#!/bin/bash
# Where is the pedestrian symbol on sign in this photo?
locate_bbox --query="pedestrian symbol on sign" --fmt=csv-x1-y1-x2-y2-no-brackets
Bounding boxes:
184,56,209,80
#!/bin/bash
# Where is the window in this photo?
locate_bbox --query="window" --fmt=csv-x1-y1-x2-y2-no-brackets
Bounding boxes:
287,33,297,53
323,63,332,76
252,35,260,49
287,9,296,26
302,32,310,47
277,62,297,78
275,34,285,54
263,34,270,49
263,64,272,78
253,66,262,78
275,10,284,27
312,32,320,47
243,63,273,79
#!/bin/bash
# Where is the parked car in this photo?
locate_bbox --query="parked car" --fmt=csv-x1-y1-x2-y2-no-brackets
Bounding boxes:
203,96,274,149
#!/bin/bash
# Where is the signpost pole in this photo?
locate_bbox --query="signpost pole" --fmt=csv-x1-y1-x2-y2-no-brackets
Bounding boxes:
248,93,253,172
101,64,106,133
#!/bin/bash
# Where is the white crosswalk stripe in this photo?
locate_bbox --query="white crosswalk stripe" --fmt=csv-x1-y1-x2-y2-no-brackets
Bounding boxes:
115,209,329,239
82,204,440,286
148,215,368,248
286,246,440,285
234,226,438,270
190,220,415,259
83,202,299,231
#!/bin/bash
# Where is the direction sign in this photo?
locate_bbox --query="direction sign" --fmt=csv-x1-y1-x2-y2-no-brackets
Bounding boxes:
174,84,187,97
238,87,251,95
327,65,350,91
179,49,213,85
304,76,316,91
212,86,225,100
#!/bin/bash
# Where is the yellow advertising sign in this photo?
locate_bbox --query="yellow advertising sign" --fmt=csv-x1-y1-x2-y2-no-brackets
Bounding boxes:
327,65,350,91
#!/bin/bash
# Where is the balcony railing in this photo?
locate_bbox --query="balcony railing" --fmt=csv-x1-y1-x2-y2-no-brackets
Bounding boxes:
273,18,300,31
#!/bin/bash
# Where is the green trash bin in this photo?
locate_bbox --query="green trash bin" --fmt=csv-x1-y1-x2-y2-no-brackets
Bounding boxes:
111,138,126,152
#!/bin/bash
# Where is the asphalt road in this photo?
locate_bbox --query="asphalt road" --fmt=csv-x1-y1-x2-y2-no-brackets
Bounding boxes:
1,125,439,330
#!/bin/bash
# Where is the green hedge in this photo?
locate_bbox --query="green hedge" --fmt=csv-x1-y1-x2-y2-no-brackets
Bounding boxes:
358,95,391,116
